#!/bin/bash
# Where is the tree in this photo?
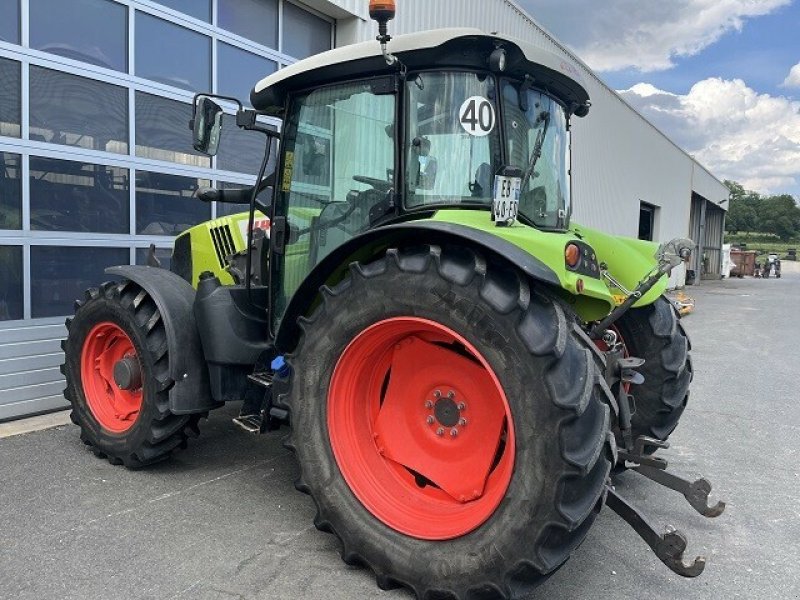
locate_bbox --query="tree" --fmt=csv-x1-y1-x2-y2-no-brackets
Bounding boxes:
757,194,800,241
724,180,759,234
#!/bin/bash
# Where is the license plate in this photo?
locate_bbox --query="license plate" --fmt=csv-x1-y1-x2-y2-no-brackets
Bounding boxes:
492,175,521,224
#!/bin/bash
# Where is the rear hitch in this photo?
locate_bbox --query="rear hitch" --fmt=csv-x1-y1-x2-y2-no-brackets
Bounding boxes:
605,485,706,578
601,327,724,577
619,437,726,519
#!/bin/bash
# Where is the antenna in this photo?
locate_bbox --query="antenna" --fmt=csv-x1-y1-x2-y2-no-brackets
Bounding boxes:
369,0,397,65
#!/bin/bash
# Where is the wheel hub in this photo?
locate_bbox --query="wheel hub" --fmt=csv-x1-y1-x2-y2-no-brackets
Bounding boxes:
113,356,143,391
433,395,460,427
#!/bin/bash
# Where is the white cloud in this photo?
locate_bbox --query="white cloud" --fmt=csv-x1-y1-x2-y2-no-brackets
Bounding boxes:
521,0,790,72
619,78,800,194
782,62,800,88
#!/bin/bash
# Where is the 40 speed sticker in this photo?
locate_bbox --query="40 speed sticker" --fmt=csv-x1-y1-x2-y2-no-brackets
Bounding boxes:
459,96,496,137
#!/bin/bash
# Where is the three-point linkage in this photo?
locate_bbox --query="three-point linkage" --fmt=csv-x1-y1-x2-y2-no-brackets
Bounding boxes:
601,334,725,578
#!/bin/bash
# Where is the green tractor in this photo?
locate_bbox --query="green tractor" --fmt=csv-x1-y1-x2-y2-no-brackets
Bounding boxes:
61,5,724,598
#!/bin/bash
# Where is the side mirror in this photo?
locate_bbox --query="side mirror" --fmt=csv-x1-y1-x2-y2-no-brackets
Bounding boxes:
191,96,224,156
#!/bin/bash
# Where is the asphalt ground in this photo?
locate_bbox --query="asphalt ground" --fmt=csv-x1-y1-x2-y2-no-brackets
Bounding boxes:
1,267,799,600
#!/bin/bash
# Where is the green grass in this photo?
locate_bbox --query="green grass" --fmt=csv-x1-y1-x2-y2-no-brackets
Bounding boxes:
725,232,799,257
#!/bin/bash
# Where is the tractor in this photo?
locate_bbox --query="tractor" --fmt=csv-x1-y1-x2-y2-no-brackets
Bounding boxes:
61,3,724,598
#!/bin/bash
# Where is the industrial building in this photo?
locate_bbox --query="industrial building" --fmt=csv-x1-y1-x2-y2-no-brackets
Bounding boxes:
0,0,728,420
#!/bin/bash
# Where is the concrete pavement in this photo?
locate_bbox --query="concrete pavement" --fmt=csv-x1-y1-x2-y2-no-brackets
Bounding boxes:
1,270,798,600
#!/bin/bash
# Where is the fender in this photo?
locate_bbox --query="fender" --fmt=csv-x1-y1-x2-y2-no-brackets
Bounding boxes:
106,266,214,415
274,221,561,351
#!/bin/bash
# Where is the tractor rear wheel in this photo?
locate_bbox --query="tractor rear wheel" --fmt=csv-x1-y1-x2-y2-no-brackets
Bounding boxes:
282,245,614,598
62,280,199,467
613,296,692,448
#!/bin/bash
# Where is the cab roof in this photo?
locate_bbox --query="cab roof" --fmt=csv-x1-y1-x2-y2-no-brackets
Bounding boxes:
251,28,590,116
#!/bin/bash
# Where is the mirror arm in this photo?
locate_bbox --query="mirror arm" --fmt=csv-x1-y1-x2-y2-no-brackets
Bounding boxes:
236,109,281,139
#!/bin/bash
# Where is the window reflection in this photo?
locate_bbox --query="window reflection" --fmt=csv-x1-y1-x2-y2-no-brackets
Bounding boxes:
0,245,23,321
218,0,278,49
154,0,211,22
135,12,211,92
135,92,210,167
217,114,278,176
0,0,20,45
218,42,276,107
283,2,332,59
0,58,21,138
30,157,129,234
135,246,173,271
136,171,211,235
0,153,22,230
30,246,129,318
29,67,128,154
30,0,127,72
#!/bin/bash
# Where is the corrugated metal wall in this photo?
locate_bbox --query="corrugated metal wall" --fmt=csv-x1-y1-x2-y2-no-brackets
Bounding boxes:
0,322,68,420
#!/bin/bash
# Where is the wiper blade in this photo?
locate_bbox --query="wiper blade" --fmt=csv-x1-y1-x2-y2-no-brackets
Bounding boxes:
521,111,550,190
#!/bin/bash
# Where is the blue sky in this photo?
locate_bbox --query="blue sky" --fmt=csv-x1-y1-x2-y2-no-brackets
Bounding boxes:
599,2,800,98
518,0,800,197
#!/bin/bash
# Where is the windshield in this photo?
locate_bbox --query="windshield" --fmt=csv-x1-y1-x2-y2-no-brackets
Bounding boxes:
501,81,571,229
405,72,501,209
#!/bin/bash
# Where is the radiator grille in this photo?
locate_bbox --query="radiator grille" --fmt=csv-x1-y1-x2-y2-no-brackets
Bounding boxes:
209,224,236,268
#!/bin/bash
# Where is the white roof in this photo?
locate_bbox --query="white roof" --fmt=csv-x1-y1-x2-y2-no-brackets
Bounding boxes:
253,27,586,98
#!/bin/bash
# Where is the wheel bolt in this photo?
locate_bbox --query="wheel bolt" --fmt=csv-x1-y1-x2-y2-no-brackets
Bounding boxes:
426,416,435,425
434,390,441,399
450,428,458,437
436,427,444,436
457,402,466,411
425,400,433,409
447,390,455,399
459,418,467,426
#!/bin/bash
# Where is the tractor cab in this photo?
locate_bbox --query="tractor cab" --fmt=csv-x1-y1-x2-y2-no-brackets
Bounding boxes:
190,26,595,335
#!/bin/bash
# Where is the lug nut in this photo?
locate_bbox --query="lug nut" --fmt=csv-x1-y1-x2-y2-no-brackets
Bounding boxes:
447,390,455,399
459,418,467,426
425,400,433,409
426,416,435,425
436,427,444,436
434,390,441,399
457,402,466,411
450,428,458,437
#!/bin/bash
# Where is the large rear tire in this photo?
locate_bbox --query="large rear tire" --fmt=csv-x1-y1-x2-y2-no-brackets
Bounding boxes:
281,245,614,599
62,280,200,468
614,296,692,446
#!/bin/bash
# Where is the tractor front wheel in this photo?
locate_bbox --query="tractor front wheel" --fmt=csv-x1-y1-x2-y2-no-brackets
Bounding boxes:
283,245,614,598
62,280,199,467
613,296,692,448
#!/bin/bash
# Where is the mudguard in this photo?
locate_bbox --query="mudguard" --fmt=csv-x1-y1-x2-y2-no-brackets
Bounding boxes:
106,266,214,415
274,221,561,351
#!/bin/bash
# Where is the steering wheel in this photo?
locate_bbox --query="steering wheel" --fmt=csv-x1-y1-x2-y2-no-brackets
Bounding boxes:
353,175,393,193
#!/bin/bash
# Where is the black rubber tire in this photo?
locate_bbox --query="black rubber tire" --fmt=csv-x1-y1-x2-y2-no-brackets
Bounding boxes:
281,245,615,599
614,295,692,446
61,280,200,468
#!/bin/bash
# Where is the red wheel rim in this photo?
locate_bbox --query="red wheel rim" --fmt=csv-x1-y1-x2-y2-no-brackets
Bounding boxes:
80,322,143,433
327,317,515,540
